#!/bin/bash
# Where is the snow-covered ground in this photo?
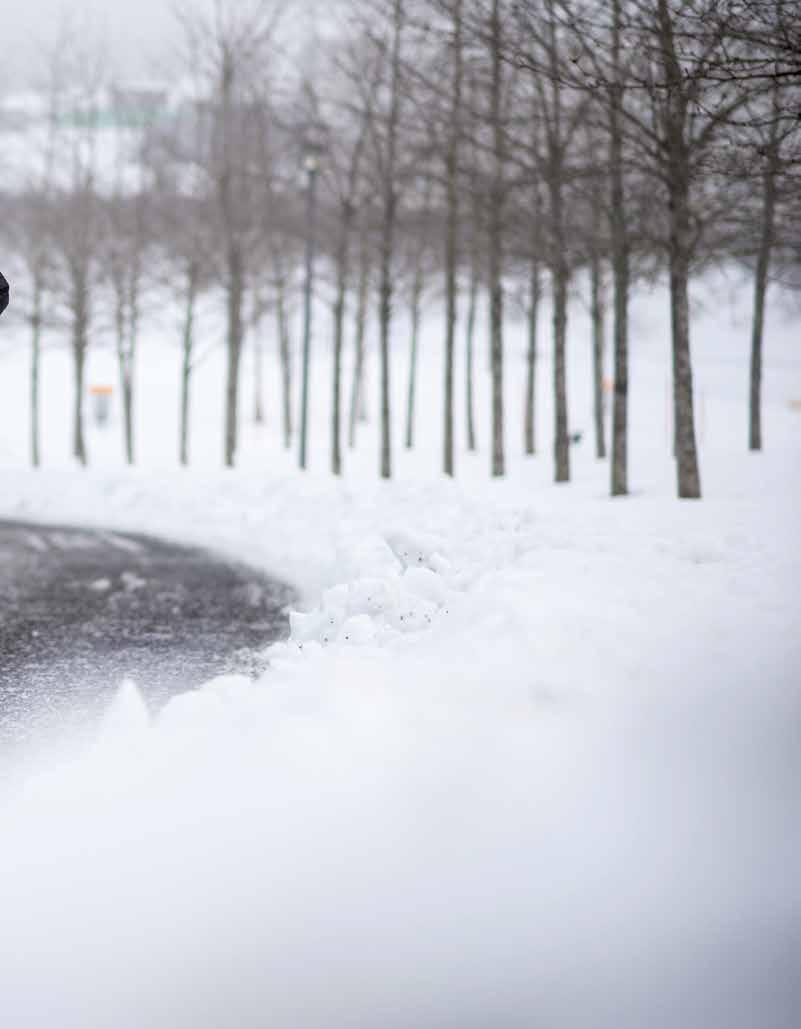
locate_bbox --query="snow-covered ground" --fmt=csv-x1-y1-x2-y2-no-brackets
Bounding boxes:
0,269,799,1028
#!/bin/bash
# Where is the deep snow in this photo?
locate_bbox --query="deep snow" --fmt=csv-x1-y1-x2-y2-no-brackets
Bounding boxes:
0,269,799,1027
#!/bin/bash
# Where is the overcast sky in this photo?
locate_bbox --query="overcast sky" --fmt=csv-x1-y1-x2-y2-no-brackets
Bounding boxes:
8,1,190,84
5,0,325,89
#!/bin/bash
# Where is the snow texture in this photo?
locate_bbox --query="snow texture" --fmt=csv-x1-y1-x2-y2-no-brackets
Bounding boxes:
0,271,799,1028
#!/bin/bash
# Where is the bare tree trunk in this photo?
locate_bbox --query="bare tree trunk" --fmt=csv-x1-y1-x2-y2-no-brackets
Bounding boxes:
71,267,89,467
113,267,133,465
443,0,463,477
274,258,293,450
118,296,135,466
488,0,505,478
253,338,265,425
405,264,424,450
377,0,404,480
749,128,779,452
546,2,569,484
332,202,354,476
121,363,134,465
299,163,319,472
224,245,245,468
667,215,701,498
590,248,607,459
552,254,570,483
179,264,197,467
609,0,629,497
349,228,370,449
657,0,701,499
524,253,540,455
465,255,478,453
30,278,43,468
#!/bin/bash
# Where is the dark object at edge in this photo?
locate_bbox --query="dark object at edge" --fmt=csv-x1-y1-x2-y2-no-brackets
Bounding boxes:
0,272,9,316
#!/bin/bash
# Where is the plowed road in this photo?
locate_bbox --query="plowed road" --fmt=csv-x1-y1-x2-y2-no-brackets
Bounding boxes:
0,521,290,750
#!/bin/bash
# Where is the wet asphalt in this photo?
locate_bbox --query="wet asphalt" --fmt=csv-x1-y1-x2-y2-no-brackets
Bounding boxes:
0,521,291,752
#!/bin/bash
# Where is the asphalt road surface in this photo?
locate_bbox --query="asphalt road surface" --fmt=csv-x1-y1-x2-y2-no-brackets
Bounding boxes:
0,521,291,752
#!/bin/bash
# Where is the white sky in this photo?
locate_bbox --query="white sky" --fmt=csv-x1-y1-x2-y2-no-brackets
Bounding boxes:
8,0,178,82
5,0,327,89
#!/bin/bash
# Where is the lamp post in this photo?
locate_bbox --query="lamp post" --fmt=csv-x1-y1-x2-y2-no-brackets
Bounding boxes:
299,134,324,471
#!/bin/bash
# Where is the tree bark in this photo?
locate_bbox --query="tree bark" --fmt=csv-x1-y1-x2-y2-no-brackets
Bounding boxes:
179,263,197,466
552,252,570,483
224,244,245,468
113,262,134,466
443,0,462,477
349,226,370,449
609,0,629,497
253,338,265,425
71,266,89,467
524,253,540,455
590,248,606,459
377,0,404,480
546,1,569,484
488,0,505,478
465,256,478,453
274,257,293,451
404,262,424,450
299,164,318,472
657,0,701,499
749,131,779,452
332,201,353,476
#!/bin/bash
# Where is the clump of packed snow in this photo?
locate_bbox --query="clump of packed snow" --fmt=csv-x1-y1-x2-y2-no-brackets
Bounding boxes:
0,271,799,1027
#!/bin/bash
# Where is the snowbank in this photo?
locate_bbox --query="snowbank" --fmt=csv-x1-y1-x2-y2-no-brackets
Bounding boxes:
0,271,799,1026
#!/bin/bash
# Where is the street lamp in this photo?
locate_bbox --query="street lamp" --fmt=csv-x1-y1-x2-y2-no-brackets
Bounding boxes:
298,125,326,471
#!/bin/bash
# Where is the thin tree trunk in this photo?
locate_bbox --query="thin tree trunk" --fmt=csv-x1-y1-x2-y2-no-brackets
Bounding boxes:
299,165,319,471
332,199,356,476
253,338,265,425
465,255,478,453
590,249,606,459
73,343,87,466
179,263,197,466
657,0,701,499
274,262,292,450
30,278,43,468
443,0,463,477
546,1,569,484
71,268,88,467
668,217,701,498
552,255,570,482
609,0,629,497
124,254,141,467
377,0,403,480
120,290,135,466
488,0,505,478
113,275,132,464
524,253,540,455
224,245,245,468
749,132,778,452
405,266,424,450
121,366,134,465
349,229,370,449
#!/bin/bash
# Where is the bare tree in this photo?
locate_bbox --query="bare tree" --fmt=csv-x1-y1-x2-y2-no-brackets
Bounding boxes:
487,0,507,477
524,182,543,456
403,184,434,450
176,0,283,468
608,0,630,495
376,0,406,479
46,26,106,467
443,0,464,476
348,214,373,449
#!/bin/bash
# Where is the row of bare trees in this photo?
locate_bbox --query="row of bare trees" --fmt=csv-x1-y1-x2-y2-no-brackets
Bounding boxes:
2,0,799,498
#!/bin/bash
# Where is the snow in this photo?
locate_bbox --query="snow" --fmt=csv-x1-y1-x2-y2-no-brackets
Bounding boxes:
0,269,799,1027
